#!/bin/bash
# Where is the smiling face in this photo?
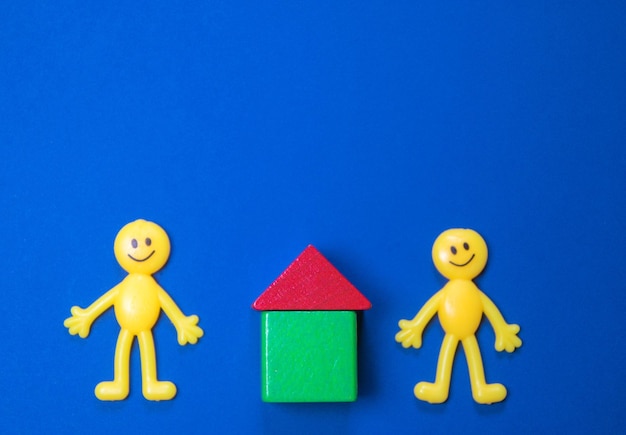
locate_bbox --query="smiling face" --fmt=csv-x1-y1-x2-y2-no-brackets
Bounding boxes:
114,219,170,274
432,228,488,280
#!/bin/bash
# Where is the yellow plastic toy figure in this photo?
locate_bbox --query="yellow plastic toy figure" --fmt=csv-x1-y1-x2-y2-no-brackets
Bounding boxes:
64,219,203,401
395,228,521,404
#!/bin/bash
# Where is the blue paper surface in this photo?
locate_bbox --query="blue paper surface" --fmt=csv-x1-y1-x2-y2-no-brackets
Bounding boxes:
1,1,625,433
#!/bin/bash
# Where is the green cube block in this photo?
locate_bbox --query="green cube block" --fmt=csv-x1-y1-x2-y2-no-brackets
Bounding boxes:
261,310,358,402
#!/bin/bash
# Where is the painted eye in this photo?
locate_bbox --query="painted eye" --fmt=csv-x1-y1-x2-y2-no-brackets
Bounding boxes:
131,239,138,248
463,242,469,250
450,246,457,255
145,238,152,246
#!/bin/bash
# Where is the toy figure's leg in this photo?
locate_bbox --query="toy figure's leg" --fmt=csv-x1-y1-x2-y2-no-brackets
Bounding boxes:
462,335,507,404
137,330,176,401
414,333,458,403
95,329,133,400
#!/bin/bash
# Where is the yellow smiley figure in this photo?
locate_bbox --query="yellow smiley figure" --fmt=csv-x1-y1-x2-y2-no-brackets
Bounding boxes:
64,219,203,401
395,229,521,404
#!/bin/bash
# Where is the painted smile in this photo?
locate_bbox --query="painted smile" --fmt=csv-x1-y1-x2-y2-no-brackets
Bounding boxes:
128,250,156,262
449,253,474,267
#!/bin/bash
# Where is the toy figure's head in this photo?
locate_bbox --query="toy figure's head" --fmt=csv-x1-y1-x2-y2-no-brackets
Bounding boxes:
114,219,171,274
432,228,488,280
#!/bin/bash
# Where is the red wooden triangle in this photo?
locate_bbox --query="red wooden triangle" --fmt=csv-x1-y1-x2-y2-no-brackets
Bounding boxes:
252,245,371,311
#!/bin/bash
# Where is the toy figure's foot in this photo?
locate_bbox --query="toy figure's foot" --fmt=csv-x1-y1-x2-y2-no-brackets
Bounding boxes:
95,380,129,401
472,382,507,404
414,382,449,404
143,380,176,401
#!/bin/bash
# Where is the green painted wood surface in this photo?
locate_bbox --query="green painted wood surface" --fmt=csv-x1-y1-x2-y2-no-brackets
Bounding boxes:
261,311,358,402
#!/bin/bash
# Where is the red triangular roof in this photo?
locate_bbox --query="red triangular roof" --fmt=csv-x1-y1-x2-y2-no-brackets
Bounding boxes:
252,245,371,311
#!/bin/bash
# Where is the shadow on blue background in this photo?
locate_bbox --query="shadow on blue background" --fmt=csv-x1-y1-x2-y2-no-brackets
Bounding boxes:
1,1,625,433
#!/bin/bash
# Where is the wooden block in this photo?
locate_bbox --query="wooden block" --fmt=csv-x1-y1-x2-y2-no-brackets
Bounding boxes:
261,310,357,402
253,245,371,311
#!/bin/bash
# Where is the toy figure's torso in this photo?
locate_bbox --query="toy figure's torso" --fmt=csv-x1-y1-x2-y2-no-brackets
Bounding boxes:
114,274,161,333
438,279,483,339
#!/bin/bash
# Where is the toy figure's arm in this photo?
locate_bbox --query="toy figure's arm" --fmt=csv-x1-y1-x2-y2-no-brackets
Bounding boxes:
63,286,120,338
158,288,204,345
395,290,443,349
479,291,522,353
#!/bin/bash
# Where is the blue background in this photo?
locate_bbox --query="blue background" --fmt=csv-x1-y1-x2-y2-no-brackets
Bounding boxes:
1,1,625,433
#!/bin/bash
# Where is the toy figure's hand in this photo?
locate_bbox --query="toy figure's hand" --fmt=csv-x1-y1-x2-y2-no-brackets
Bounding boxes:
395,319,424,349
63,306,93,338
495,323,522,353
176,315,204,345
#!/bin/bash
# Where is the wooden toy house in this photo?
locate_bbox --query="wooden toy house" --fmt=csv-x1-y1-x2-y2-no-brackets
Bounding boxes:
253,245,371,402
